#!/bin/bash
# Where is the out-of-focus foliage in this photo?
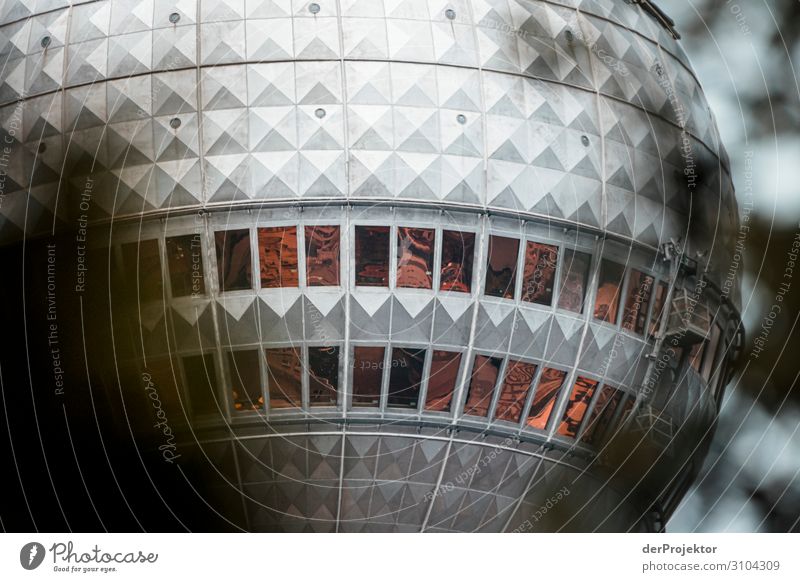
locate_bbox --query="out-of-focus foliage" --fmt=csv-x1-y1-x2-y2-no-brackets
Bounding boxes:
668,0,800,532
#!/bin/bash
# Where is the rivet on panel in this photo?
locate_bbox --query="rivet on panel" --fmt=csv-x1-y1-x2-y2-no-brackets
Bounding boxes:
169,117,182,129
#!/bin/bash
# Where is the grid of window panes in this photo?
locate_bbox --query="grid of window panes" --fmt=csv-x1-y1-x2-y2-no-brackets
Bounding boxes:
130,226,677,343
169,342,638,447
117,220,734,446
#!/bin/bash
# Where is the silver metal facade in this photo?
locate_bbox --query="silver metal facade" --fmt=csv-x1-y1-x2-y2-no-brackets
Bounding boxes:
1,0,741,531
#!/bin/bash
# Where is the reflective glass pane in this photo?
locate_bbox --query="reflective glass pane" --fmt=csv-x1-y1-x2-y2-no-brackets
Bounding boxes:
557,250,591,313
440,230,475,293
557,376,599,438
521,242,558,305
228,350,263,411
494,360,538,423
527,368,567,430
215,230,252,292
309,346,339,406
265,347,302,409
355,226,390,287
258,226,299,288
183,354,218,417
122,239,163,302
581,385,623,445
622,269,654,335
387,348,426,408
648,281,669,337
701,325,723,382
463,355,501,417
424,351,461,412
352,346,385,406
594,259,625,324
485,236,519,298
305,225,340,286
397,227,435,289
166,234,205,297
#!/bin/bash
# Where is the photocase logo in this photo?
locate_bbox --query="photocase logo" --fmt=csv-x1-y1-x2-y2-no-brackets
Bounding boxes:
20,542,46,570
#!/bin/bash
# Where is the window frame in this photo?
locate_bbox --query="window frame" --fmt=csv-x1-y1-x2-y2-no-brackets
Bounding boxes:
352,223,392,290
439,228,478,296
303,223,343,288
213,227,256,294
225,347,267,415
165,233,208,300
483,232,524,300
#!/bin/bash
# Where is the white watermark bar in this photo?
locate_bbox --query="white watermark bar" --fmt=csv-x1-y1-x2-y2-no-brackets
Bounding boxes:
0,534,797,580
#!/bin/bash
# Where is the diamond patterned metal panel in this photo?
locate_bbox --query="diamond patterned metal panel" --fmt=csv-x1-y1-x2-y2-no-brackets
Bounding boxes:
3,0,741,533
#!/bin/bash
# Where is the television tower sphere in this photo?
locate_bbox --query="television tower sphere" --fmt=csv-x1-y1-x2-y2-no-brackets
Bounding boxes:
0,0,742,531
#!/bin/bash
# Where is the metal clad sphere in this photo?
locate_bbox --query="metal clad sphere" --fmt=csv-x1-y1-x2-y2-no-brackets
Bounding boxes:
0,0,741,532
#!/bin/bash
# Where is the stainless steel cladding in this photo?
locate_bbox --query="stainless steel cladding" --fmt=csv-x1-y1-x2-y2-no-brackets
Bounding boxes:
0,0,741,532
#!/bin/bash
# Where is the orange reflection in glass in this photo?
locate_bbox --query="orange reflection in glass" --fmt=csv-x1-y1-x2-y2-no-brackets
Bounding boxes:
593,260,624,324
258,226,299,288
397,227,435,289
622,269,654,335
463,355,501,417
527,368,567,430
355,226,390,287
557,376,599,438
265,347,302,409
485,235,519,298
309,346,339,406
494,360,538,423
424,351,461,412
352,346,385,406
581,385,623,445
557,250,591,313
440,230,475,293
305,225,340,286
215,230,252,292
521,242,558,305
229,350,263,411
122,239,163,302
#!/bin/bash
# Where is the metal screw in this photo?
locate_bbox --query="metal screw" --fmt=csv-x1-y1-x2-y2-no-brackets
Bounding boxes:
456,114,467,125
40,36,51,48
565,29,573,42
581,135,590,146
445,8,456,20
169,12,180,24
309,2,320,14
38,142,47,153
169,117,182,129
315,108,326,119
